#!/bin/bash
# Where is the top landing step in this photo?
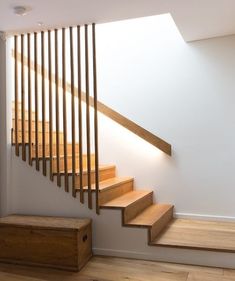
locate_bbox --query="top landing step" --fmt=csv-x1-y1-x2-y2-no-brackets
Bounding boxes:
151,218,235,252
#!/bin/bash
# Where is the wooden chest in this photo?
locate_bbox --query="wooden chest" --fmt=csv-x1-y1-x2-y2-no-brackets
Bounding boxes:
0,215,92,271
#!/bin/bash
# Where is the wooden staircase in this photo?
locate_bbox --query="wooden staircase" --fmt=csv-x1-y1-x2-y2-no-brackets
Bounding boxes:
12,106,235,255
11,28,235,263
12,109,174,246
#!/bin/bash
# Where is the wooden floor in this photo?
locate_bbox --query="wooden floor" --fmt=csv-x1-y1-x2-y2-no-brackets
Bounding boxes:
0,256,235,281
152,219,235,252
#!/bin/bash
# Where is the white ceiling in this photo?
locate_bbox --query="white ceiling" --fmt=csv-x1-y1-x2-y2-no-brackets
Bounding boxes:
1,0,235,41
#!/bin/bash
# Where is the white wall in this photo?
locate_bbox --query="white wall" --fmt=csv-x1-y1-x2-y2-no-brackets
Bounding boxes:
6,15,235,267
96,15,235,218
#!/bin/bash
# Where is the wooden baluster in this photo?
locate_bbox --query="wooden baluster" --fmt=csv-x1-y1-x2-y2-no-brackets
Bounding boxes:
41,31,46,175
21,34,26,161
62,28,69,192
55,29,61,186
85,24,92,209
92,23,100,214
77,26,84,203
14,36,19,156
27,33,32,165
34,32,39,170
48,30,53,181
70,27,76,197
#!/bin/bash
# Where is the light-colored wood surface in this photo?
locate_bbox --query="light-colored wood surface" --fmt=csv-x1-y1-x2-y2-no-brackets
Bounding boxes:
0,215,92,271
0,256,235,281
52,154,95,172
152,219,235,252
12,130,64,144
127,204,174,227
12,119,50,132
31,143,79,158
124,191,153,223
0,215,90,231
13,52,172,155
74,165,116,189
150,205,174,241
95,177,133,192
101,190,152,208
98,179,134,205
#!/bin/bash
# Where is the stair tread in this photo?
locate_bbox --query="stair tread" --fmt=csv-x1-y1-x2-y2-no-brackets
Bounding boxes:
127,204,173,227
151,218,235,252
52,154,94,159
79,176,133,192
56,164,115,175
101,190,152,208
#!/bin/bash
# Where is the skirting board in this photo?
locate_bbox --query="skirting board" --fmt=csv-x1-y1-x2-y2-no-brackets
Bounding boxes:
93,247,235,269
175,212,235,222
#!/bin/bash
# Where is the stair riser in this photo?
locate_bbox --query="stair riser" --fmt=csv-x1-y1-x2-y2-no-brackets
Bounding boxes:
12,119,50,132
12,131,64,144
52,155,95,172
75,167,116,188
31,144,80,158
149,207,174,242
99,181,133,205
123,192,153,223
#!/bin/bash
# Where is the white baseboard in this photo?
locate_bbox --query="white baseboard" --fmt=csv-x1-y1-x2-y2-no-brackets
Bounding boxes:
175,212,235,222
93,247,235,269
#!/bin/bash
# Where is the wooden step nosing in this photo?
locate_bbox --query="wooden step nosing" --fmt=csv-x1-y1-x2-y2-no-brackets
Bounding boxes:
100,190,153,209
56,165,116,176
125,205,174,228
98,178,134,194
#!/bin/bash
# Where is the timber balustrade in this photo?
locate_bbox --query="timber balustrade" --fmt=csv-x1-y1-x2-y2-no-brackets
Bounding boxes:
13,25,100,213
12,25,171,214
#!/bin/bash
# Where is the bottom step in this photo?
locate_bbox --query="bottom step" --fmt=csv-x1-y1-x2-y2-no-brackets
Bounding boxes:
151,218,235,252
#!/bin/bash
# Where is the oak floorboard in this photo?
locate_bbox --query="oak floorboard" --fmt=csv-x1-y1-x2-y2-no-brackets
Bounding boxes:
0,256,232,281
152,219,235,252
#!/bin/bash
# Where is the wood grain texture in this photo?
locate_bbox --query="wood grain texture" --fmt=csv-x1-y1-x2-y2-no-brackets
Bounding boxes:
14,36,19,156
48,30,53,181
13,51,171,155
31,143,79,158
21,34,26,161
126,204,173,227
62,28,69,192
98,180,134,205
84,24,92,209
52,154,95,172
123,191,153,223
74,165,116,190
0,215,90,231
152,219,235,252
1,256,233,281
0,215,92,272
12,130,63,144
27,33,32,166
92,23,100,214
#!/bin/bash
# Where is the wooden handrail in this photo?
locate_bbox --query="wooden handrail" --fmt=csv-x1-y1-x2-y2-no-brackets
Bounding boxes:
13,51,172,155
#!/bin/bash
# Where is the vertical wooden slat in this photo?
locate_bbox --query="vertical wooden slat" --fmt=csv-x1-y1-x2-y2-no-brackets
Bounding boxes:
70,27,76,197
21,34,26,161
41,31,46,176
27,33,32,165
55,29,61,186
14,35,19,156
48,30,53,181
92,23,100,214
34,32,39,170
62,28,69,192
85,24,92,209
77,26,84,203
